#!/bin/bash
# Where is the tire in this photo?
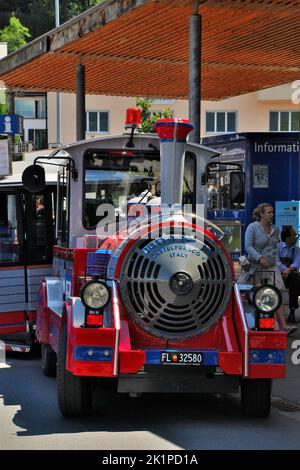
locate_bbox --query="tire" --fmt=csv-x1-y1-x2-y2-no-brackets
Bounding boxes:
57,324,92,417
41,343,57,377
241,378,271,418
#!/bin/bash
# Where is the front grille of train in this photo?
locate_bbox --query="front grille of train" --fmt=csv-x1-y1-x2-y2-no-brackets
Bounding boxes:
119,235,232,340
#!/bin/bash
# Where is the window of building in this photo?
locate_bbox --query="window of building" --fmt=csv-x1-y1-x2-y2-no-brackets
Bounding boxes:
15,96,46,119
269,111,300,132
206,111,237,134
86,111,109,133
152,99,176,105
28,129,48,150
15,99,35,119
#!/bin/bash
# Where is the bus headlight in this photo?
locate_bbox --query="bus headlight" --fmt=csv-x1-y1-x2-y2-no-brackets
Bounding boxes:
81,281,110,310
253,285,282,314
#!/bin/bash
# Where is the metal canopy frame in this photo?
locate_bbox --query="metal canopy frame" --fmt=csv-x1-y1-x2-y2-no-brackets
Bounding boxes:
0,0,300,100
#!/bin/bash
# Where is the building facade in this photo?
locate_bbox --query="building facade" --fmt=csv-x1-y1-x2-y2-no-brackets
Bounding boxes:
47,83,300,146
14,92,47,149
0,42,47,150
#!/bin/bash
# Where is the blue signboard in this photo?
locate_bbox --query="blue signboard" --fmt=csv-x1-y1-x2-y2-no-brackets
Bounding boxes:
0,114,23,135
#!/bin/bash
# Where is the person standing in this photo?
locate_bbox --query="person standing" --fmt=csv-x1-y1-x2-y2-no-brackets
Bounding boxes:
244,203,297,335
277,226,300,324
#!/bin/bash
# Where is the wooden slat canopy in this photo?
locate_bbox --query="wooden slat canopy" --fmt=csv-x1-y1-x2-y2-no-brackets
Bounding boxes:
0,0,300,100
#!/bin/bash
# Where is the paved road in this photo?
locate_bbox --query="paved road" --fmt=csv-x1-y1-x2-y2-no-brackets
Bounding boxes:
1,342,300,450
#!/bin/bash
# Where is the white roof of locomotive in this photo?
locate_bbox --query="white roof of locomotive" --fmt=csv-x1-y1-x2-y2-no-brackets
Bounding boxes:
48,133,220,158
0,133,220,188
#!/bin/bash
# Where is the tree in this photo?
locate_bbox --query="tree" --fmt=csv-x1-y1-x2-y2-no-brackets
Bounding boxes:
0,1,105,40
136,97,173,134
0,16,31,53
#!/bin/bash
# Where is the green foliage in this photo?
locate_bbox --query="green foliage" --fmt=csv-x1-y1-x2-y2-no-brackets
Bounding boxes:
136,97,153,116
0,1,104,40
65,1,104,20
136,97,174,134
0,16,31,53
0,89,6,114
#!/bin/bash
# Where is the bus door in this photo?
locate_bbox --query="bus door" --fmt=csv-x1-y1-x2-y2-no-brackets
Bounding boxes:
21,189,56,320
0,188,56,336
0,190,26,335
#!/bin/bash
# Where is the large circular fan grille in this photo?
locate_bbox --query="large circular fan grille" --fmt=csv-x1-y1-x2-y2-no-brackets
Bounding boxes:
119,232,233,340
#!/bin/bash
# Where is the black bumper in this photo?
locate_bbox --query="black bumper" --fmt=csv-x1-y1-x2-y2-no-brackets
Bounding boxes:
118,366,239,394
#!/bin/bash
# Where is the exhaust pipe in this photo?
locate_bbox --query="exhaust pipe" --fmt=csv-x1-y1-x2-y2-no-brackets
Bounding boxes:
154,119,194,206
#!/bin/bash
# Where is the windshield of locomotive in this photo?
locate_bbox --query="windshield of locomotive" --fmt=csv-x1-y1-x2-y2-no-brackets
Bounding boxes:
84,149,161,229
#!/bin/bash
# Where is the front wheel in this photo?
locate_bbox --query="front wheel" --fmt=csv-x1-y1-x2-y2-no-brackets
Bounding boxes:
241,378,271,418
41,343,57,377
57,324,92,417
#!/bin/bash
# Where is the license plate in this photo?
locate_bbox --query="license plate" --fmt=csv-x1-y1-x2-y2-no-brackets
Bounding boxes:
160,351,203,366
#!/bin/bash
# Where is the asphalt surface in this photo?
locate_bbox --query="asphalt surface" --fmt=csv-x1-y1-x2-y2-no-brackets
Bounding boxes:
1,331,300,450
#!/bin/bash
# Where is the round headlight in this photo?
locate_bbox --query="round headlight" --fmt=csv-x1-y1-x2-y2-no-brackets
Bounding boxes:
253,285,282,314
81,281,110,310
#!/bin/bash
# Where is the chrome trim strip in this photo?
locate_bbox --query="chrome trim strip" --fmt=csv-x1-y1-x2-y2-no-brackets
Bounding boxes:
234,283,249,377
112,281,120,376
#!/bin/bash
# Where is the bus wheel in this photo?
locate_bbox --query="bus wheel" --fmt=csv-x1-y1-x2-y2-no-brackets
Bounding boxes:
41,343,57,377
241,378,271,418
57,324,92,417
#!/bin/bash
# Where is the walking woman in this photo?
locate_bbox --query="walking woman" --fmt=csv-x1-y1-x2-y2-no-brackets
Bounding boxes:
244,203,297,335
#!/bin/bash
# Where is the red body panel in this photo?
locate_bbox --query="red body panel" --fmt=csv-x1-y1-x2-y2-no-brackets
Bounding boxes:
219,352,243,375
0,263,52,344
249,332,286,350
37,224,287,383
67,326,116,377
248,364,285,379
0,311,26,334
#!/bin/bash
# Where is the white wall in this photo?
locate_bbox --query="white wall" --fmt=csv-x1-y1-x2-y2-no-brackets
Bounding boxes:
0,42,7,60
23,119,47,141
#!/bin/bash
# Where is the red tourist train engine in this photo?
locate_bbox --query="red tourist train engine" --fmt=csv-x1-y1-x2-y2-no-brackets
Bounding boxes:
22,111,287,417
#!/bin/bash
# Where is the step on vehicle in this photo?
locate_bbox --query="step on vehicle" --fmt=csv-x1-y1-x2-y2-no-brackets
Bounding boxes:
22,110,287,417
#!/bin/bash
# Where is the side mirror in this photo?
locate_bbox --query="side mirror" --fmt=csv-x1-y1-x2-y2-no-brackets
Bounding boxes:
22,164,46,193
230,171,244,204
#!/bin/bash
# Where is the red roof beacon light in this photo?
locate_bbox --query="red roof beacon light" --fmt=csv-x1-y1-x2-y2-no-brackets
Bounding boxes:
125,107,142,129
125,107,142,148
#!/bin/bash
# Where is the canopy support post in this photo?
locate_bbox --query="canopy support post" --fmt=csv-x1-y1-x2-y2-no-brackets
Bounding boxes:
76,61,86,141
189,2,202,144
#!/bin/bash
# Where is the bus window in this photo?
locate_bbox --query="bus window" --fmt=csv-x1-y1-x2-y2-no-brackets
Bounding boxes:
56,169,69,246
183,152,196,211
0,193,19,264
207,162,245,211
23,190,56,264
